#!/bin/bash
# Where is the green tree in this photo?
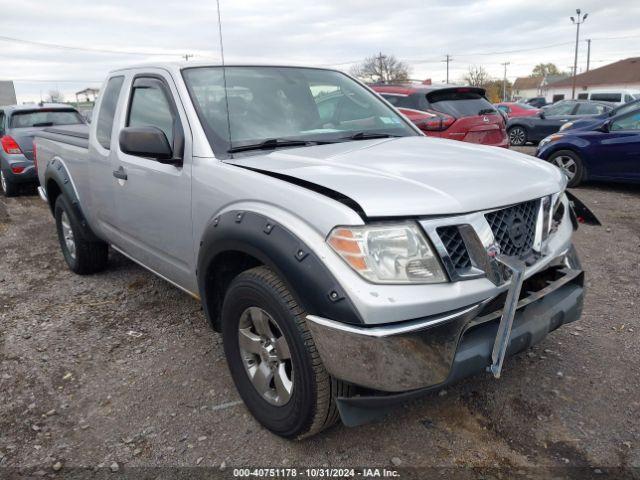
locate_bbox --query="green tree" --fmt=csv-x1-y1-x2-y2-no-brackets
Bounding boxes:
530,63,561,77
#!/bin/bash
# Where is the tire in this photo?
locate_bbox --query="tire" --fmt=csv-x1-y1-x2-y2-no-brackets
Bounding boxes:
508,125,528,146
1,170,19,197
548,149,585,187
221,266,350,439
54,195,109,274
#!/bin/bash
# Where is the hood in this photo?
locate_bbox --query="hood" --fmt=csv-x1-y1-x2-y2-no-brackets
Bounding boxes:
227,136,565,218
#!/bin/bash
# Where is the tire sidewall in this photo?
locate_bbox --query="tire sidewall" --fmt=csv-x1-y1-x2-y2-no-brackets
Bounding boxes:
221,274,317,438
550,150,584,187
508,126,527,146
54,195,80,271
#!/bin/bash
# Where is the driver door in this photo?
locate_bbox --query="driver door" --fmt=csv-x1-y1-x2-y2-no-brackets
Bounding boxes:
111,72,194,289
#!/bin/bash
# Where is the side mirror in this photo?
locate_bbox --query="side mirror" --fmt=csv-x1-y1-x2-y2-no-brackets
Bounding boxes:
599,120,611,133
119,126,177,164
538,111,546,119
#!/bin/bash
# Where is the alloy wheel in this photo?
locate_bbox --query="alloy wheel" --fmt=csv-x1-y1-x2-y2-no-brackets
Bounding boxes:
551,155,577,180
509,127,526,146
60,211,77,259
238,306,293,406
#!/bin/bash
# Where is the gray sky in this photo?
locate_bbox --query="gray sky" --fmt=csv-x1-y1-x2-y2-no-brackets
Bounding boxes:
1,0,639,103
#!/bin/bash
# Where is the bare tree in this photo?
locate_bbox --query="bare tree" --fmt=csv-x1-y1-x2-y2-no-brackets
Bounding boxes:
47,89,64,103
463,66,490,87
350,53,410,84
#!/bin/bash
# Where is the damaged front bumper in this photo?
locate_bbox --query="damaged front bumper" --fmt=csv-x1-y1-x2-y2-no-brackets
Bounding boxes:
306,247,584,420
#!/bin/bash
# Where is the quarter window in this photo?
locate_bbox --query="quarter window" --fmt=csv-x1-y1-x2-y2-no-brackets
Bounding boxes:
576,103,608,115
96,76,124,149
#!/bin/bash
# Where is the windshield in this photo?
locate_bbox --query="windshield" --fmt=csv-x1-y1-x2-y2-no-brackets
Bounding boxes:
182,66,416,156
10,109,83,128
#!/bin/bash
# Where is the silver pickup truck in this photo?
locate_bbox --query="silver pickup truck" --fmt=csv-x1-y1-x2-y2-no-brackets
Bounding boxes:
34,63,586,439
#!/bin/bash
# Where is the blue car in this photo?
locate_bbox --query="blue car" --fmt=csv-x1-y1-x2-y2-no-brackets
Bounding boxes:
536,106,640,187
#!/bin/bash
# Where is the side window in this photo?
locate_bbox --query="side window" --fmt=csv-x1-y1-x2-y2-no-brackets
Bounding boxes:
545,101,575,116
497,105,510,114
96,76,124,149
576,103,605,115
577,93,588,100
127,80,175,143
611,112,640,131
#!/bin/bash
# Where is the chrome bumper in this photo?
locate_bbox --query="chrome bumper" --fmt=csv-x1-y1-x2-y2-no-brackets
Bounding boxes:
307,249,583,393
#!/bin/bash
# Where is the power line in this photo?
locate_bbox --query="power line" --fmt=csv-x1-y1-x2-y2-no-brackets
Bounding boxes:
0,34,192,57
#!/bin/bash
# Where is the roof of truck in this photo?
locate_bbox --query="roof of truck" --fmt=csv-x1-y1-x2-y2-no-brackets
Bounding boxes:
110,62,341,73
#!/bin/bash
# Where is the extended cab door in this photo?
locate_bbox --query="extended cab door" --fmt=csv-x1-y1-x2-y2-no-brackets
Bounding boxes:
111,71,194,289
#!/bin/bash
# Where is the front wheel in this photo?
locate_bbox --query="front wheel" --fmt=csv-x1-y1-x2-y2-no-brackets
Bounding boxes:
508,126,528,146
221,266,349,439
548,150,585,187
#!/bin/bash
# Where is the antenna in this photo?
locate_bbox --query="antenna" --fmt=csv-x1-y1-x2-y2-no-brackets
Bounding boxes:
216,0,233,154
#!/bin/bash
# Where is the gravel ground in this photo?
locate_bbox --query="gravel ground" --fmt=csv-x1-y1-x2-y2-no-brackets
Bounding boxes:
1,154,639,478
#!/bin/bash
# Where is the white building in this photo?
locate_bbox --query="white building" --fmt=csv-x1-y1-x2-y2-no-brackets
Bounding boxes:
544,57,640,102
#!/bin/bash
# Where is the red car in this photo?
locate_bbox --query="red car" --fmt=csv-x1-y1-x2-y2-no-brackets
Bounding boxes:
494,102,540,118
372,84,509,148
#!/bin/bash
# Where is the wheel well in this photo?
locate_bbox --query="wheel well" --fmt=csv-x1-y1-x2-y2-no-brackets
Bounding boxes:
45,178,62,213
203,250,263,331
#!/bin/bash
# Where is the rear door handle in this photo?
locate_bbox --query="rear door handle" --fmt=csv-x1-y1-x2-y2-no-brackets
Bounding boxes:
113,166,127,181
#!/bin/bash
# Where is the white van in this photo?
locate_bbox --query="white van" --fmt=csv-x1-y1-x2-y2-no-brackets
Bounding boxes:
577,89,640,105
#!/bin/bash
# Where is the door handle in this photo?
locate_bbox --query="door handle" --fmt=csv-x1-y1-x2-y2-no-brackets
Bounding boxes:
113,166,127,181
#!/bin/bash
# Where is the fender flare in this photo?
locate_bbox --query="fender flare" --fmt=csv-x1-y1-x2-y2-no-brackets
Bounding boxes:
197,210,364,329
43,158,101,242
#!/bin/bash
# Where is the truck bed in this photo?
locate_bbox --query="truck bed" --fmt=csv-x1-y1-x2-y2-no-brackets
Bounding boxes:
37,124,90,149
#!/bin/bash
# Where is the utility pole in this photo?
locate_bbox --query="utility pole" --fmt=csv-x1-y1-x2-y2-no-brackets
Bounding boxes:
570,9,588,99
586,39,591,71
443,54,452,84
182,54,194,62
501,61,510,101
376,52,387,83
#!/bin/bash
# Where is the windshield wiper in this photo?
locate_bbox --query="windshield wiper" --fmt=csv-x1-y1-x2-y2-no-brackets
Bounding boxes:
339,132,403,141
227,138,315,153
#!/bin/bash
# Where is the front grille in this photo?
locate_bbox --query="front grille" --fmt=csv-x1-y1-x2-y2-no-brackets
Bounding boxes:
437,226,471,271
485,200,539,257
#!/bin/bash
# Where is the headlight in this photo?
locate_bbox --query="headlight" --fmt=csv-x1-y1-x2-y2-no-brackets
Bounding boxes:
559,122,574,131
539,133,563,148
327,223,447,284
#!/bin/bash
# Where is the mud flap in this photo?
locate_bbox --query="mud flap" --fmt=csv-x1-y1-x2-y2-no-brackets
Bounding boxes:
566,191,601,228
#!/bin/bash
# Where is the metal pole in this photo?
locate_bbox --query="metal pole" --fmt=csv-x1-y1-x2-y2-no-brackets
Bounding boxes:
586,39,591,71
571,21,580,99
501,61,509,101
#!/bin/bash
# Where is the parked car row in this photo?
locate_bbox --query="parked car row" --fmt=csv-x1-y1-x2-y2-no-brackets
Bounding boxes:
536,100,640,186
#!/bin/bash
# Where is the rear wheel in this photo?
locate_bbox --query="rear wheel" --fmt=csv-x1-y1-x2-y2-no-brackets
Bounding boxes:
54,195,109,274
0,170,19,197
221,266,349,439
549,150,585,187
508,126,527,146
